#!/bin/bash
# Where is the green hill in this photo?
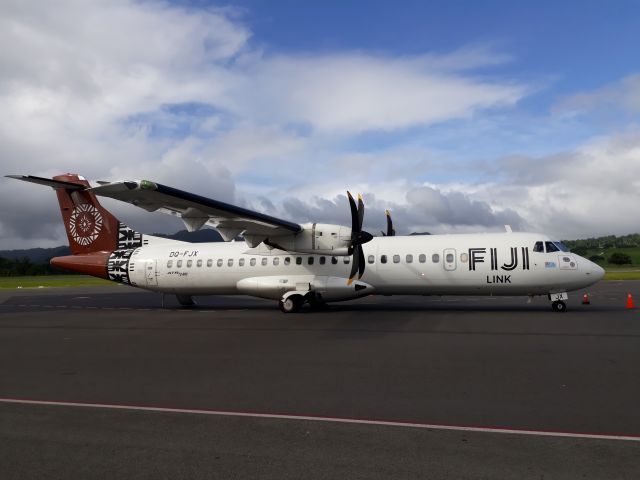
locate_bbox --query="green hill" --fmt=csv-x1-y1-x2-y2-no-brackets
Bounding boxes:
563,233,640,269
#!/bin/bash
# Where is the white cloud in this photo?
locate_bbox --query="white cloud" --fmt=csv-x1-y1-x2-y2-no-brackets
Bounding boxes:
227,53,525,133
555,74,640,116
12,0,636,250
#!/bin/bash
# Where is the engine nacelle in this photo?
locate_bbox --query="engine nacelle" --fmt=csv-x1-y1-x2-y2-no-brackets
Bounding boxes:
244,223,353,256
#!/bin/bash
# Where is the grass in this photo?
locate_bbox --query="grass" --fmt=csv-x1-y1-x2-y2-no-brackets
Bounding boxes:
0,275,114,289
604,270,640,281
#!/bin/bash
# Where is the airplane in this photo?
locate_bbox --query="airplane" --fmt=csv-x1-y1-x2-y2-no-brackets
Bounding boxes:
7,173,605,313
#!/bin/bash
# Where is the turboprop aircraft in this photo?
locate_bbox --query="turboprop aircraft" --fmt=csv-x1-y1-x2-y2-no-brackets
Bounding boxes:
7,173,605,312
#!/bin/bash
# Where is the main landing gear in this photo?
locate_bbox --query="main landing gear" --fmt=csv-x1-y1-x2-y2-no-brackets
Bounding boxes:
278,292,327,313
279,295,304,313
176,295,196,307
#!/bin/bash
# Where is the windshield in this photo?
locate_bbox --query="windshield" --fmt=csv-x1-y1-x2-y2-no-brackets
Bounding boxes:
553,241,570,252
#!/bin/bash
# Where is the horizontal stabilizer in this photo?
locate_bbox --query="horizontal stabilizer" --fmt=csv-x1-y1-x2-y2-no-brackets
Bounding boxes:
6,175,86,190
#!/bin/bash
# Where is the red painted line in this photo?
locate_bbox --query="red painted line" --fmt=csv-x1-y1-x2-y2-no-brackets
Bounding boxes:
1,397,639,442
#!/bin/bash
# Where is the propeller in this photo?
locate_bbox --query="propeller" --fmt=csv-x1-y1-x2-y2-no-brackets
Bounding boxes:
381,209,395,236
346,192,373,284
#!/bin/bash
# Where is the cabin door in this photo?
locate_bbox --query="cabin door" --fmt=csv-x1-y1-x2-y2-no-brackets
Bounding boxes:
145,260,158,286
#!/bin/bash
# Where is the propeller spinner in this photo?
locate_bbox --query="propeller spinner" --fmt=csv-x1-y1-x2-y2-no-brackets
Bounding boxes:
346,191,373,285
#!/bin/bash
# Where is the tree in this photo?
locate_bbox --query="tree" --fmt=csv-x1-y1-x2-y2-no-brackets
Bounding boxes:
571,246,589,256
609,252,632,265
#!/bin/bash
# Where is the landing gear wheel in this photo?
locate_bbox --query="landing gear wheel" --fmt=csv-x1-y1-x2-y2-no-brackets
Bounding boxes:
279,295,303,313
552,300,567,313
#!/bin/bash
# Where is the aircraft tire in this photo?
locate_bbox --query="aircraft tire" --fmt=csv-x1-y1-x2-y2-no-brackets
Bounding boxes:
552,300,567,312
279,295,303,313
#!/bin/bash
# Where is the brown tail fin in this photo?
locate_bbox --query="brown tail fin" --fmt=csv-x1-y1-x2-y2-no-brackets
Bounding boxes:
51,174,122,254
8,173,144,280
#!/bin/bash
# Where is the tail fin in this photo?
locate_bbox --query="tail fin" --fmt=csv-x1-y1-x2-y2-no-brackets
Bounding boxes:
52,173,123,254
8,173,143,255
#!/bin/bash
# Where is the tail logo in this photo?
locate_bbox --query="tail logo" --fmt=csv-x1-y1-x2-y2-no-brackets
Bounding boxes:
69,204,103,246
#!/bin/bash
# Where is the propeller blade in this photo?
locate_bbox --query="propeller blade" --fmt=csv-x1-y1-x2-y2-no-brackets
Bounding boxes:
385,209,395,236
348,247,359,285
358,245,365,278
345,192,371,284
347,191,359,233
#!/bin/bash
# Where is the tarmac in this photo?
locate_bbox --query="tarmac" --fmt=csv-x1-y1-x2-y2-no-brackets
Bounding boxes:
1,281,639,479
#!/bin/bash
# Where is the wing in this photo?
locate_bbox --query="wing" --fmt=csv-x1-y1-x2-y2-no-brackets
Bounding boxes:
90,179,302,241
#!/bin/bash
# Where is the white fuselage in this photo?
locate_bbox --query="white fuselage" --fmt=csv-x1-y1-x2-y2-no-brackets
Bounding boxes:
124,232,604,301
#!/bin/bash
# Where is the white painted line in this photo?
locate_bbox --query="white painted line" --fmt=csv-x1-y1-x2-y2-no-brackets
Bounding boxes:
0,397,638,442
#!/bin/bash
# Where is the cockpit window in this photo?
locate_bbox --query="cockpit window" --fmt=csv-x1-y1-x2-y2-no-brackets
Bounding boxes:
545,241,559,253
553,241,570,252
533,241,544,253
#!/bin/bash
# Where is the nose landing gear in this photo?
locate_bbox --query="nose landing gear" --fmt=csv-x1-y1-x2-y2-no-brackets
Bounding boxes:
549,292,568,312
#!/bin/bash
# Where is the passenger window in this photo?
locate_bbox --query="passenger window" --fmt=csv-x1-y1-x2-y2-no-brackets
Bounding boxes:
284,257,291,265
261,258,268,266
344,257,350,264
296,257,303,265
331,257,338,265
167,260,173,268
273,257,280,266
187,260,193,268
381,255,387,264
406,254,413,263
197,259,202,267
445,253,454,263
227,259,233,267
533,241,544,253
239,258,245,267
432,254,440,263
419,254,426,263
177,260,182,268
308,257,314,265
207,259,213,267
393,254,400,263
460,253,468,263
368,255,375,264
545,241,559,253
319,256,326,265
217,259,223,267
250,258,256,266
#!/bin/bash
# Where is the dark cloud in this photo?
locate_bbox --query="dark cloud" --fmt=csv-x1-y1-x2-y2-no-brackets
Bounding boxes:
254,186,526,236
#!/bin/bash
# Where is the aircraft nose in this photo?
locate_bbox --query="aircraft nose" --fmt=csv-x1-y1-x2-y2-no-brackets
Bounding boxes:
592,262,605,281
584,259,605,281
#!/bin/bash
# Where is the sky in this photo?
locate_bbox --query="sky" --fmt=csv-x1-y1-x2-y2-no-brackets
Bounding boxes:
1,0,640,249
